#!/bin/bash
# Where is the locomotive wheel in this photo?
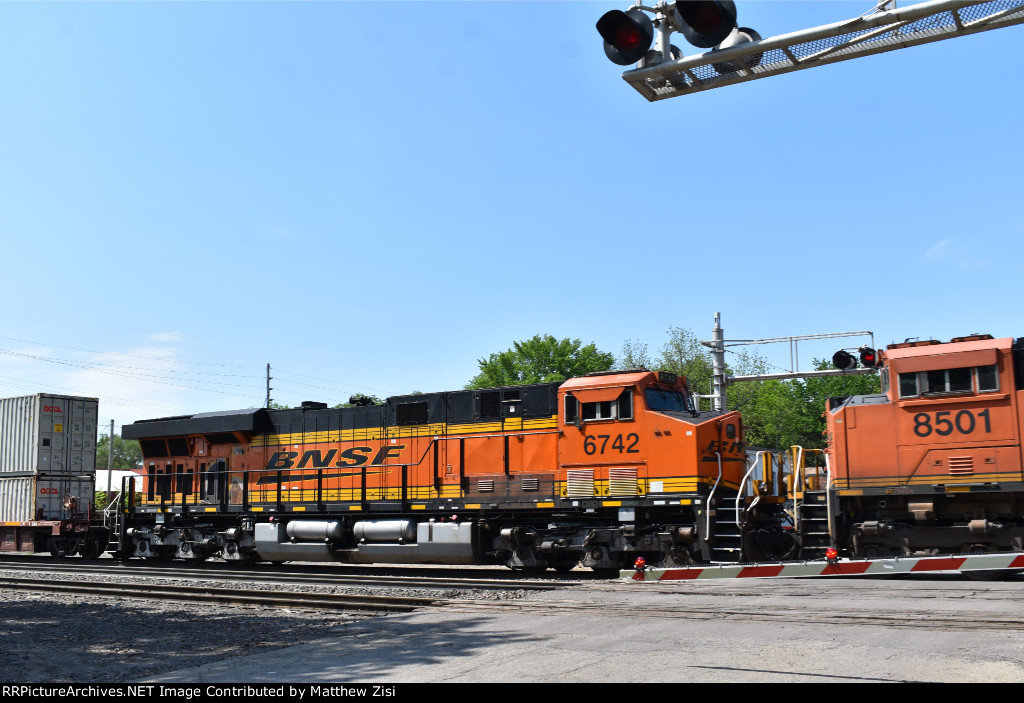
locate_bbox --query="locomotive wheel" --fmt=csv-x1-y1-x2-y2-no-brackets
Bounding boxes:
79,539,101,560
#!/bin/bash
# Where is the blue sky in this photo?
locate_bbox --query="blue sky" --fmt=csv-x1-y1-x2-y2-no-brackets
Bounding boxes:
1,0,1021,431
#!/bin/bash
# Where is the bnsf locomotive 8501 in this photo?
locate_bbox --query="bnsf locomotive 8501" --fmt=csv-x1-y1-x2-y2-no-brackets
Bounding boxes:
101,331,1024,573
118,370,786,571
825,334,1024,558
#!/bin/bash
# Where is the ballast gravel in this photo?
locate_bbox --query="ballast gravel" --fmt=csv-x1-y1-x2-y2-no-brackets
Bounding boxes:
0,570,527,684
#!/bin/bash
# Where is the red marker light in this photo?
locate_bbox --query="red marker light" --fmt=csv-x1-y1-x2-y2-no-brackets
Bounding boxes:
825,547,838,560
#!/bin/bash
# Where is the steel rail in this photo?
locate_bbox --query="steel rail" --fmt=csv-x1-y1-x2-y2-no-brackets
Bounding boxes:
0,576,436,613
0,559,573,590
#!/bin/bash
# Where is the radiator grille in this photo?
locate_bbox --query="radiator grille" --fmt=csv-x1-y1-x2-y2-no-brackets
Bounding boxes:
566,469,594,498
608,467,638,496
948,456,974,475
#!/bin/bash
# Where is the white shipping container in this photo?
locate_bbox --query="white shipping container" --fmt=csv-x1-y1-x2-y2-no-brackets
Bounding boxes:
0,394,99,476
0,474,96,522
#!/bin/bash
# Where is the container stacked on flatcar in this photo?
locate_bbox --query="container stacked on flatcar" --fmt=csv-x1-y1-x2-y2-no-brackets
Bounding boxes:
0,394,105,557
824,334,1024,557
119,370,790,570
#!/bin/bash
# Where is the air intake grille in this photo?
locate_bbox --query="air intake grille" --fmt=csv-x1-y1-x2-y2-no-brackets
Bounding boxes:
566,470,594,498
948,456,974,475
608,467,638,496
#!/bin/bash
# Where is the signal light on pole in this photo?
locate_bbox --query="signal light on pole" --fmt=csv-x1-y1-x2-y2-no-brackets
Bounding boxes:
597,9,655,66
859,347,878,368
833,350,857,371
674,0,739,49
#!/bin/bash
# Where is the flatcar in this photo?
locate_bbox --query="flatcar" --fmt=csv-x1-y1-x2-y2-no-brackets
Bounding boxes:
117,369,790,571
822,334,1024,558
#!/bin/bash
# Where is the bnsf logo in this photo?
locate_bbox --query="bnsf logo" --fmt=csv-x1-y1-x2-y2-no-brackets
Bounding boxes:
43,405,63,413
40,488,60,495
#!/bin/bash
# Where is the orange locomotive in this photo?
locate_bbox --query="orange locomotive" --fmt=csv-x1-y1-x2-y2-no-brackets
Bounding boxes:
119,369,789,570
823,334,1024,557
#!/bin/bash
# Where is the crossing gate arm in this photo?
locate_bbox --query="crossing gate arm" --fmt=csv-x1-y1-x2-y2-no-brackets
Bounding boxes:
624,552,1024,580
622,0,1024,101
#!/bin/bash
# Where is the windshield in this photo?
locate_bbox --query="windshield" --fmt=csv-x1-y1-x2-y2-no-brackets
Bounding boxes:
645,388,691,412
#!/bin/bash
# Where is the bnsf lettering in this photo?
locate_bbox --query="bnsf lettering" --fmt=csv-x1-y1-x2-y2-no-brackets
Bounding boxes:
297,449,338,468
705,440,745,454
371,446,405,465
43,405,62,413
266,445,406,471
266,451,299,470
337,447,372,467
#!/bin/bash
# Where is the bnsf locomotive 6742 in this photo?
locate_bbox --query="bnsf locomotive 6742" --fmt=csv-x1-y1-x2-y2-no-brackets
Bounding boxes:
39,329,1024,575
117,370,786,571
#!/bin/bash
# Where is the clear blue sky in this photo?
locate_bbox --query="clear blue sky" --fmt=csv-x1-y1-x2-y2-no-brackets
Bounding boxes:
1,1,1020,432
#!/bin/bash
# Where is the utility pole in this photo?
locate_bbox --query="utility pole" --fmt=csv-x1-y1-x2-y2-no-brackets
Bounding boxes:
710,313,726,412
265,363,272,408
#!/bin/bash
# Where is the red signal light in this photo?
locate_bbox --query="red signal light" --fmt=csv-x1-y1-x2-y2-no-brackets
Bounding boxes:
597,9,655,66
825,547,838,561
859,347,878,368
614,24,644,51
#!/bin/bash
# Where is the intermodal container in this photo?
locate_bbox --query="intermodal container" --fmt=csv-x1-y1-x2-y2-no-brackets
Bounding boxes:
0,474,96,522
0,394,99,476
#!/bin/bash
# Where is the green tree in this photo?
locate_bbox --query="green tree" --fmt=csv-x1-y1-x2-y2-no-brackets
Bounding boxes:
618,339,651,370
648,327,768,412
654,326,715,398
96,433,142,472
467,335,615,389
741,359,881,451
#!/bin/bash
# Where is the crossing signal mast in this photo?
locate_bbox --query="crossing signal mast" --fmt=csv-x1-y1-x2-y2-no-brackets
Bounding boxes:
597,0,1024,101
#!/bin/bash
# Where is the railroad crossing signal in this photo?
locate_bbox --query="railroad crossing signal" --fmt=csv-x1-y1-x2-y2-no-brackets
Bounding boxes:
832,350,858,371
859,347,879,368
598,0,1024,101
597,9,655,65
597,1,759,68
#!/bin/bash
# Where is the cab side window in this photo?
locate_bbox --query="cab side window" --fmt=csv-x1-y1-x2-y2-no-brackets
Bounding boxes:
898,364,999,398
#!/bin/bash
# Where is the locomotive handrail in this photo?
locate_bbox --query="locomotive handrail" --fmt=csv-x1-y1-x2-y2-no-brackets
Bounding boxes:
706,452,723,535
737,451,772,526
825,453,834,544
792,446,805,536
101,490,122,529
791,446,829,538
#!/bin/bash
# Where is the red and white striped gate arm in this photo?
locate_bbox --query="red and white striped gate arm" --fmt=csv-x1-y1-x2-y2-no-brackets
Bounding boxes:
625,552,1024,581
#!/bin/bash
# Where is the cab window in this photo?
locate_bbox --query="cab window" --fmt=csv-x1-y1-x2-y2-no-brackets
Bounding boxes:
567,389,633,423
898,364,999,398
645,388,691,412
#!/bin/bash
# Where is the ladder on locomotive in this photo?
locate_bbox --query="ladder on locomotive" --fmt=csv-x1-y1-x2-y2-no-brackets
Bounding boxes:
708,451,785,563
790,446,832,560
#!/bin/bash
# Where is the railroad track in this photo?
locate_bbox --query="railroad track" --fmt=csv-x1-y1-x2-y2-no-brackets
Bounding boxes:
0,576,436,613
0,559,569,592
